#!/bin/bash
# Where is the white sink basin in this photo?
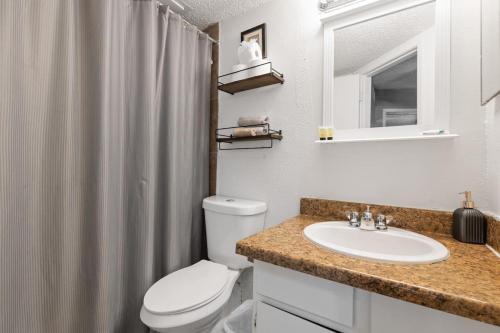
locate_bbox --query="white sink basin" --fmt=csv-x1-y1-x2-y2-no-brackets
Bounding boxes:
303,222,449,264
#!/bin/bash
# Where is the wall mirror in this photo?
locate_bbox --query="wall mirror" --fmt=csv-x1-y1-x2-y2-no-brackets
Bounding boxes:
321,0,452,141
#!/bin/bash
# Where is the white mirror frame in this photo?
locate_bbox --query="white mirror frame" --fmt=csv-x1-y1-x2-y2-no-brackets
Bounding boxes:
321,0,452,142
481,0,500,105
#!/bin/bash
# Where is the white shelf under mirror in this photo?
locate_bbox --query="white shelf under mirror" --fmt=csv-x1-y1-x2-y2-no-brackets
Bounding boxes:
315,133,458,144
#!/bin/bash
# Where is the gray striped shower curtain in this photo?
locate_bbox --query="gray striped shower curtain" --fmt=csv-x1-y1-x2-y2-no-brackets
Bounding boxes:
0,1,211,332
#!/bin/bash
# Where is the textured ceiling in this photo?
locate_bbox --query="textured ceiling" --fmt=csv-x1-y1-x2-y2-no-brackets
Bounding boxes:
172,0,276,29
334,2,435,75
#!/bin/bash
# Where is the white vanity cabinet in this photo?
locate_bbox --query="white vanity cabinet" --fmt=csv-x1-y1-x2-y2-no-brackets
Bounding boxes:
253,261,499,333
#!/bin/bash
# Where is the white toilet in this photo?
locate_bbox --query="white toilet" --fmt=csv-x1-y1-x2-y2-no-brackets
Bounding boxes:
140,195,267,333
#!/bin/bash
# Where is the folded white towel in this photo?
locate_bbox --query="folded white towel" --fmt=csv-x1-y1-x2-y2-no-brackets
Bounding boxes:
237,116,270,127
233,127,268,137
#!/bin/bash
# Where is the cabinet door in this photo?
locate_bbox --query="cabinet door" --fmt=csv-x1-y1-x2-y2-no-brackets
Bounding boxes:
256,301,338,333
254,261,354,328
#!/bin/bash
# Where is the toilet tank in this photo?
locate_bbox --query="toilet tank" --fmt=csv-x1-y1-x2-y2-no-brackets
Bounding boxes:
203,196,267,270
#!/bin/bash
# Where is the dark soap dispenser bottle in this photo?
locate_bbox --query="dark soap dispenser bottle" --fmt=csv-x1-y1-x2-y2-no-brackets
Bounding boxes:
452,191,486,244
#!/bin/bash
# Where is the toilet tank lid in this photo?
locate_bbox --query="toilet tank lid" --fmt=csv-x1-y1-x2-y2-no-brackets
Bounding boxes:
203,196,267,216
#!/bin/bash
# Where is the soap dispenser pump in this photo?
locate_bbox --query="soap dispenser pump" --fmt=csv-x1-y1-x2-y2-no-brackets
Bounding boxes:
360,205,376,231
452,191,486,244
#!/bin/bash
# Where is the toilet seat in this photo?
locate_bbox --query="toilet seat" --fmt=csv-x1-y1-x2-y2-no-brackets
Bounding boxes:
144,260,229,315
140,262,241,333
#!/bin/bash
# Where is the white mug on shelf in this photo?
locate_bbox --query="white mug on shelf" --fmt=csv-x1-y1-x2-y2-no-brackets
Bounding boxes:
237,39,263,65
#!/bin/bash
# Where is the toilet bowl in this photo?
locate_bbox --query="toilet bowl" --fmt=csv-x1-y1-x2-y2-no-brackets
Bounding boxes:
140,261,241,333
140,196,267,333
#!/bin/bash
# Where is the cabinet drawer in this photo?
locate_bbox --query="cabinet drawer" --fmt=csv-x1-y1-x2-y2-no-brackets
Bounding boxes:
254,261,354,328
257,301,337,333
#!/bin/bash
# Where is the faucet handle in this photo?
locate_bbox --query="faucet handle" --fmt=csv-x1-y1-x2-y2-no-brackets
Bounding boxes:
376,214,393,230
346,211,360,227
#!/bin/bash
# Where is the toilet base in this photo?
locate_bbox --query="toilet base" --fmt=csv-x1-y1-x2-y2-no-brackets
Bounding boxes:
151,311,222,333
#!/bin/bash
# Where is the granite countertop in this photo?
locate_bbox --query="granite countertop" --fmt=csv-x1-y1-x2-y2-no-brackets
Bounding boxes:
236,215,500,326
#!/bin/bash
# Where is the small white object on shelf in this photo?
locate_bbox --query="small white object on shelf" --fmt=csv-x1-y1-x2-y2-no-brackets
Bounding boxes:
231,64,249,82
248,59,269,77
237,39,263,65
420,129,448,135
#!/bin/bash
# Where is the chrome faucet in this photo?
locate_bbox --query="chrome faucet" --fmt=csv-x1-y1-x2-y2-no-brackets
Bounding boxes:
347,207,393,231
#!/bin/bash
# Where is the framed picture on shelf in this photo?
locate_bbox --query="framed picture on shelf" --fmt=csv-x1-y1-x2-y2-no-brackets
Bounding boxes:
241,23,267,58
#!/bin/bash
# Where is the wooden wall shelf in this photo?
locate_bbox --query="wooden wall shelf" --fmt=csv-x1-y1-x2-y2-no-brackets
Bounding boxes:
218,62,284,95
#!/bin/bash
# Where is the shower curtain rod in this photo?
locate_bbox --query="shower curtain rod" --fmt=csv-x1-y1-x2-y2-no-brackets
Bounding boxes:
157,2,219,44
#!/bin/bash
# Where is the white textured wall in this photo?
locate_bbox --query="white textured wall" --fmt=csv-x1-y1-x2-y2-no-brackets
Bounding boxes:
218,0,489,227
485,96,500,217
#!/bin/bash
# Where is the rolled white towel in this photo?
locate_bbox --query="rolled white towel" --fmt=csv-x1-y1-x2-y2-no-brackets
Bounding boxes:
237,116,270,127
233,127,268,137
